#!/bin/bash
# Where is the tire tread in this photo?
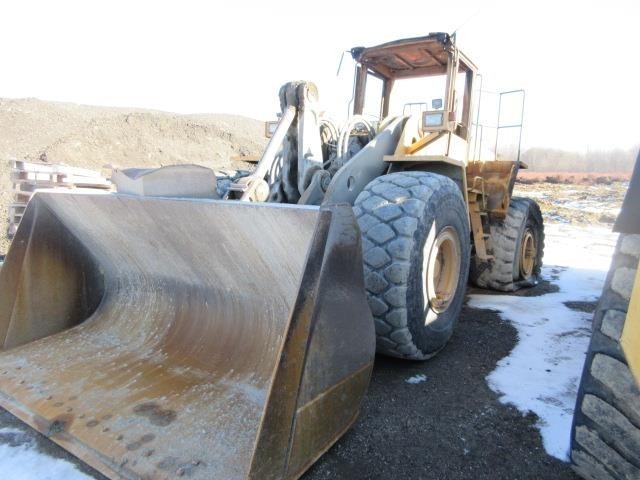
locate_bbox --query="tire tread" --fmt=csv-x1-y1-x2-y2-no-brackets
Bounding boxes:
470,197,544,292
354,172,466,360
571,233,640,480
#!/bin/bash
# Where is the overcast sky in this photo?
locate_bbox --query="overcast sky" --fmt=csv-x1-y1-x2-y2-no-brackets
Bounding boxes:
2,0,638,151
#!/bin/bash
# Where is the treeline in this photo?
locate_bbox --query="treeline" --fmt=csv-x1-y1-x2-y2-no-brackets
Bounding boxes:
520,146,638,172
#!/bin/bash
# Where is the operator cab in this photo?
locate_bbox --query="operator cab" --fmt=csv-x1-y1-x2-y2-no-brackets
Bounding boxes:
350,33,477,164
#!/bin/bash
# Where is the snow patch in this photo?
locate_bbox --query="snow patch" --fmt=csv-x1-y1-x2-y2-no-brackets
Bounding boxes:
405,374,427,384
467,223,617,461
0,427,91,480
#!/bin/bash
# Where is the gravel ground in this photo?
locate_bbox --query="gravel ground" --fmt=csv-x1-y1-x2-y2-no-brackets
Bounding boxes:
0,284,580,480
304,289,579,480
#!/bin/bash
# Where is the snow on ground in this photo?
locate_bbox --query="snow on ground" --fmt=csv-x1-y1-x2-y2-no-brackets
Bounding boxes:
468,222,618,461
405,374,428,384
0,428,90,480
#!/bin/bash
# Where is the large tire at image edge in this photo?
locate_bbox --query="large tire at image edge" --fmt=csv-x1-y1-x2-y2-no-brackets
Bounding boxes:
570,233,640,480
354,172,470,360
470,196,544,292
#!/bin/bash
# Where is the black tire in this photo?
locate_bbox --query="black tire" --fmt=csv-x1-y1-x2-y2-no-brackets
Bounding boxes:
570,233,640,480
469,196,544,292
353,172,470,360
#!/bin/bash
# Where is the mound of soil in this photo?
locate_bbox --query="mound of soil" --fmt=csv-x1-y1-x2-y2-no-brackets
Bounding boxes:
0,98,267,254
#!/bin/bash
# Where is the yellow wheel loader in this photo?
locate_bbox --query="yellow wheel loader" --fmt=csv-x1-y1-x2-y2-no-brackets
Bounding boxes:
0,33,544,479
570,154,640,480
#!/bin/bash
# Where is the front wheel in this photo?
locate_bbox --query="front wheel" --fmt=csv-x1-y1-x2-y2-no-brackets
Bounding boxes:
354,172,470,360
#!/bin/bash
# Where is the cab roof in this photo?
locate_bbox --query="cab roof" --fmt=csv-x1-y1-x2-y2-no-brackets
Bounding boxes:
351,33,476,80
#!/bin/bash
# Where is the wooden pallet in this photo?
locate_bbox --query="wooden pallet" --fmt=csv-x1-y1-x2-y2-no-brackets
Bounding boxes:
7,160,112,239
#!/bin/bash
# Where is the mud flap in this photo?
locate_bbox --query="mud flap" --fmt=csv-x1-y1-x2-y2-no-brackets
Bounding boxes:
0,193,375,480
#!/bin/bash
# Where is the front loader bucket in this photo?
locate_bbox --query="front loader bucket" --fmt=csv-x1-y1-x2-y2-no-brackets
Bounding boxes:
0,193,375,480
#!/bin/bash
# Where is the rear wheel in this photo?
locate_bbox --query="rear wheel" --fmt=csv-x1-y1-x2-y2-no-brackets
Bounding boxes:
571,233,640,480
470,196,544,292
354,172,470,360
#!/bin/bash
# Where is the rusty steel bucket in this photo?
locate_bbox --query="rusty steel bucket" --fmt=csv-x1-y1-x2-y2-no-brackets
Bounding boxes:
0,192,375,480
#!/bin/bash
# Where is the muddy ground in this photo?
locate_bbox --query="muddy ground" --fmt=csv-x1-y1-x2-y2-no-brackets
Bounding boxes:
0,283,585,480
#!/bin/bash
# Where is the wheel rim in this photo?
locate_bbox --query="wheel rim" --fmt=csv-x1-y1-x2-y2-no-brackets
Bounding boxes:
520,228,537,279
425,226,461,313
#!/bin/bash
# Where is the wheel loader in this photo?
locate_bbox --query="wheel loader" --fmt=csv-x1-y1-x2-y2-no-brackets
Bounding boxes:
0,33,544,479
570,153,640,480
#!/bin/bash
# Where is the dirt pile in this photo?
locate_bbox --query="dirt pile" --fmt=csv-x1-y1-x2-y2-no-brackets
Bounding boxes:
0,97,267,253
